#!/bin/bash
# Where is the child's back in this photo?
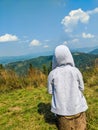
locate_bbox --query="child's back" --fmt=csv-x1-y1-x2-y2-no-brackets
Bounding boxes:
48,45,88,130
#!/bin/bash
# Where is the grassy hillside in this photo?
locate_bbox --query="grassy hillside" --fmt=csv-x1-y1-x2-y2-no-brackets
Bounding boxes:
0,67,98,130
85,86,98,130
0,87,57,130
0,54,98,130
0,85,98,130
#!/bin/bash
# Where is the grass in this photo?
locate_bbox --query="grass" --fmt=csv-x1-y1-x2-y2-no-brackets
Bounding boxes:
0,85,98,130
0,87,57,130
85,86,98,130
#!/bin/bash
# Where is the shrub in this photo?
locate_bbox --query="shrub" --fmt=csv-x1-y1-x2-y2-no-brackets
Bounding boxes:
0,67,47,93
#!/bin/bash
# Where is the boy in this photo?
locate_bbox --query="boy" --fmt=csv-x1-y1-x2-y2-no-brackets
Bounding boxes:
48,45,88,130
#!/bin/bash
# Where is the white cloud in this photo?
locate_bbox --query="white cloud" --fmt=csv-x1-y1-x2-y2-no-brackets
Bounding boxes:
43,45,49,48
82,32,95,38
61,7,98,32
71,38,79,43
63,41,68,45
0,34,19,42
87,7,98,15
30,39,40,46
61,8,89,32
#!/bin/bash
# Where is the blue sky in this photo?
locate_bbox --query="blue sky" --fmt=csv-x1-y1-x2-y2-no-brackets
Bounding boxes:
0,0,98,56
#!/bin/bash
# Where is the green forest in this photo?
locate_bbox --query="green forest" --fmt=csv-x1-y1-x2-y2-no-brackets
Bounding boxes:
0,53,98,130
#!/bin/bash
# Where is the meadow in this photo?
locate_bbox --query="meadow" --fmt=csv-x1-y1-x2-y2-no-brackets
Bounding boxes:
0,87,57,130
0,65,98,130
0,85,98,130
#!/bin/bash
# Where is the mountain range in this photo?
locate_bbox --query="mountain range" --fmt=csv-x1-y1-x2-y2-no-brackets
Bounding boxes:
0,47,98,65
5,52,98,75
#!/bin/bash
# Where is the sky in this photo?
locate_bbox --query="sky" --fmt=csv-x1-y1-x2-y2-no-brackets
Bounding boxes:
0,0,98,56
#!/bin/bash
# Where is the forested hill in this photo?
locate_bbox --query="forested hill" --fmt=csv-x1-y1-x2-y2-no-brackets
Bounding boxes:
5,55,52,75
90,49,98,55
5,52,98,75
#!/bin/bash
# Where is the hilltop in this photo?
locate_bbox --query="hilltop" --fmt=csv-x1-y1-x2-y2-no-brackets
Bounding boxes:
0,81,98,130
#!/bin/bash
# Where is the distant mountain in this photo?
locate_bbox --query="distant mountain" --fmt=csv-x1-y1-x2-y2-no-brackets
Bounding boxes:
5,53,98,75
0,56,27,65
72,46,98,53
89,49,98,54
0,55,40,65
0,51,53,65
1,46,98,65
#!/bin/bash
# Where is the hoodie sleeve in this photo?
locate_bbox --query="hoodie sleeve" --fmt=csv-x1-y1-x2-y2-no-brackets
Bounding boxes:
76,68,84,91
48,71,53,94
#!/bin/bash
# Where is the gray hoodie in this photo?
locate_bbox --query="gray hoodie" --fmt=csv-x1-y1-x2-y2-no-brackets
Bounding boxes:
48,45,88,116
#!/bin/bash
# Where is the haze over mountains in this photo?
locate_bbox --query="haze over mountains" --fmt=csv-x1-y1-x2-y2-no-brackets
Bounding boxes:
72,46,98,53
0,51,53,65
0,46,98,65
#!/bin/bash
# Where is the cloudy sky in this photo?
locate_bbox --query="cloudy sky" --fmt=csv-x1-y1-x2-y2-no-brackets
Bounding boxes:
0,0,98,56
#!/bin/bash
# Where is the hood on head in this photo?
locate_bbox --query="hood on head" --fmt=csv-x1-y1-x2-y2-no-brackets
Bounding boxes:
52,45,75,69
